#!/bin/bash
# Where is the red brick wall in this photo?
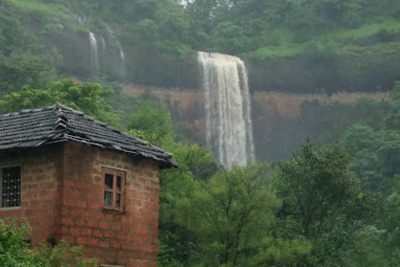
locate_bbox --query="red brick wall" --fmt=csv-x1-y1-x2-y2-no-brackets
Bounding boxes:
60,142,161,266
0,142,162,266
0,145,64,244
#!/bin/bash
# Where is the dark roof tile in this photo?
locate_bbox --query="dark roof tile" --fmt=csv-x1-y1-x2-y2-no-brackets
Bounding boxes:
0,105,177,168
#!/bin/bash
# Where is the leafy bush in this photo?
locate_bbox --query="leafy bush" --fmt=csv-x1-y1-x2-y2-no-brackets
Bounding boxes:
0,220,43,266
0,220,97,267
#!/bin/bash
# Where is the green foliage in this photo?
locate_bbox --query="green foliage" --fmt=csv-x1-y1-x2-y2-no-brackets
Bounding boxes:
187,164,310,266
132,19,160,45
0,2,60,93
0,220,96,267
346,225,392,267
5,0,70,20
277,141,361,236
342,82,400,192
212,22,249,54
128,100,174,147
385,81,400,128
38,241,97,267
382,175,400,265
1,0,400,94
40,23,64,34
2,1,400,266
0,220,43,266
160,163,311,266
275,140,367,266
125,101,311,266
0,79,120,126
185,0,400,57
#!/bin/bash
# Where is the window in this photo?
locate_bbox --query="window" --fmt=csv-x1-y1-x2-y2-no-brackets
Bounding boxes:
103,169,124,211
0,166,21,208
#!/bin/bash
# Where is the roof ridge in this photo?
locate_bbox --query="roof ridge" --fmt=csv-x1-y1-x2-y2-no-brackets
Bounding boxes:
53,105,68,132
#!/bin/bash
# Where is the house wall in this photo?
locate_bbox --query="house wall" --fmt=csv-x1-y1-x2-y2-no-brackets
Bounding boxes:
0,145,64,244
59,142,161,267
0,142,162,266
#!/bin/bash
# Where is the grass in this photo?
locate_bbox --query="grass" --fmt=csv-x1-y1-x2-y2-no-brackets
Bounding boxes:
245,19,400,60
6,0,70,20
245,44,308,60
6,0,90,34
338,42,400,57
328,19,400,42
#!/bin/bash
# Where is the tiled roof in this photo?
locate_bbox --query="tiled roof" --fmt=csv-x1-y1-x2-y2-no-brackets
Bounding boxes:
0,105,178,168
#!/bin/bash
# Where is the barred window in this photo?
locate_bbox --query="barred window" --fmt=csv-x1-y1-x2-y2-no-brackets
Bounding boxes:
103,169,124,211
1,166,21,208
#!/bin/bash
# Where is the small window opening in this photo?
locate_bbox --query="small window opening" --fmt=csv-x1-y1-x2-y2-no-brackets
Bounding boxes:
103,169,125,211
1,166,21,208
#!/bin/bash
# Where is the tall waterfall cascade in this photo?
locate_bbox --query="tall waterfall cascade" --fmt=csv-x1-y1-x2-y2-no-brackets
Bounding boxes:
88,27,126,79
89,32,99,74
198,52,255,169
106,25,126,76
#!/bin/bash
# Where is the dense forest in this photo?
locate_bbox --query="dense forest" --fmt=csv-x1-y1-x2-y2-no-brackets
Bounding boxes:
1,0,400,92
1,0,400,266
1,80,400,266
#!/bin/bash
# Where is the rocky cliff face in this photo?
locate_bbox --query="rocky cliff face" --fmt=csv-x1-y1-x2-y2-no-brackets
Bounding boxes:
41,27,400,95
33,19,398,162
39,25,396,162
123,85,387,161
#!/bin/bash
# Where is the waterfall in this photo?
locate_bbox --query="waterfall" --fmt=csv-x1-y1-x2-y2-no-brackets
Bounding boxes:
89,32,99,74
100,35,107,72
86,25,126,80
106,25,126,79
198,51,255,169
101,35,106,53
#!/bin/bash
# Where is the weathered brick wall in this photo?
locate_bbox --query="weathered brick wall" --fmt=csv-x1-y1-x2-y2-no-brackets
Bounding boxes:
0,145,64,244
0,142,161,266
60,142,161,266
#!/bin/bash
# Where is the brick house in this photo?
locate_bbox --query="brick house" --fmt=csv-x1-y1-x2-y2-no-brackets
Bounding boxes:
0,104,177,266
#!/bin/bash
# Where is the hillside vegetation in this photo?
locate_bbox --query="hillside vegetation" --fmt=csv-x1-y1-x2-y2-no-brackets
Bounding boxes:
1,0,400,93
2,80,400,266
2,2,400,266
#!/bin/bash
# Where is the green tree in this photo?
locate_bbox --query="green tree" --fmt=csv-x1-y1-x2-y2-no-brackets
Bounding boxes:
381,175,400,266
158,142,216,266
342,82,400,193
0,220,96,267
276,140,365,266
0,79,120,126
384,81,400,129
0,4,59,93
171,164,311,266
211,21,249,54
128,100,174,147
126,99,218,266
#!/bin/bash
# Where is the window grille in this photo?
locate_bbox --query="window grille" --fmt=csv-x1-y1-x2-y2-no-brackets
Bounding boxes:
1,166,21,208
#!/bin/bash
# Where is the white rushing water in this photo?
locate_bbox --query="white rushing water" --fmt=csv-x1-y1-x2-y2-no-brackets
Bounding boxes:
106,25,125,61
100,35,107,72
106,25,126,78
89,32,99,74
100,35,106,53
198,51,255,169
88,28,125,80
